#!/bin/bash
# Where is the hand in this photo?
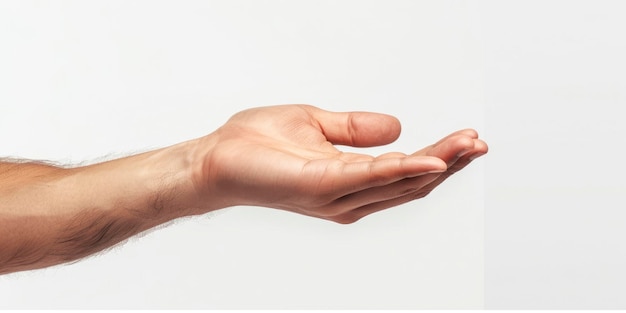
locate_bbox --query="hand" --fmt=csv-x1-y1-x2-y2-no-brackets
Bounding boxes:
190,105,487,223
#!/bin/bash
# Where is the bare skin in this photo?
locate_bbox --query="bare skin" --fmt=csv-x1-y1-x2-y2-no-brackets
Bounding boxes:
0,104,487,275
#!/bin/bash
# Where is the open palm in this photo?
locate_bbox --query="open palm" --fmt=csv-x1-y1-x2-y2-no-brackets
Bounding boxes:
193,105,487,223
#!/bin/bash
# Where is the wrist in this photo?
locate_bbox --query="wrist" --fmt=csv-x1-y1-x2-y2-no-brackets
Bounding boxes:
132,133,229,219
186,132,232,213
123,140,204,222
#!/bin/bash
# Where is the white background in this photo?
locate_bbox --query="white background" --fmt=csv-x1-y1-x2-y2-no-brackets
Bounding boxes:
479,0,626,308
2,0,625,309
0,0,484,309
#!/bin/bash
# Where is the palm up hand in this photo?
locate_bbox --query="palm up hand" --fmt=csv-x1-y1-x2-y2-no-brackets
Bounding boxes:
193,105,488,223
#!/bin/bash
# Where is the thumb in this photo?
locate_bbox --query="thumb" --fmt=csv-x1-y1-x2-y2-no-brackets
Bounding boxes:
307,106,402,147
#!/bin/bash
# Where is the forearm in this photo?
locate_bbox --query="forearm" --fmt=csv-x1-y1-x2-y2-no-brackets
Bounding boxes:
0,140,203,274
